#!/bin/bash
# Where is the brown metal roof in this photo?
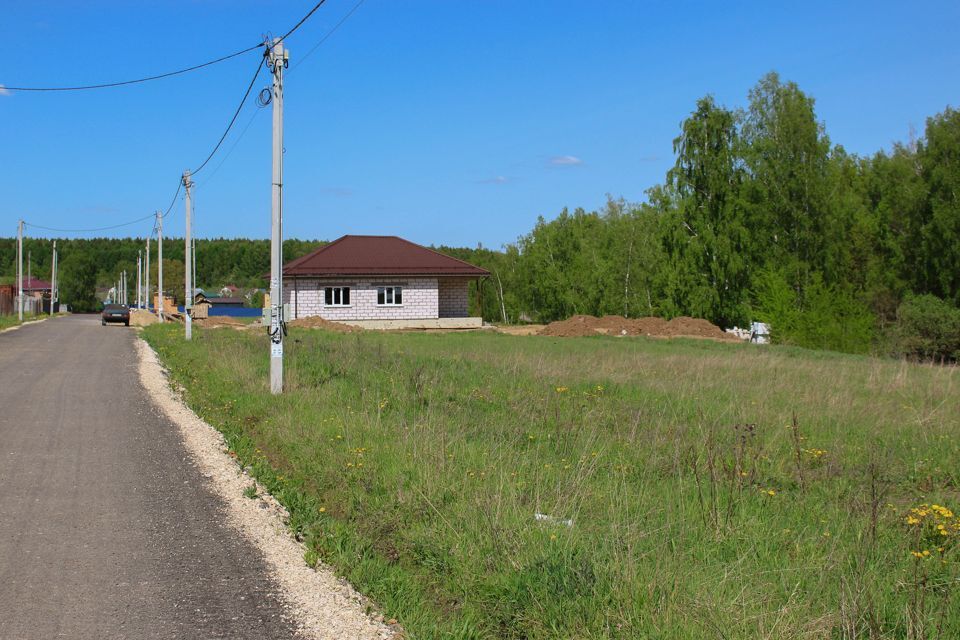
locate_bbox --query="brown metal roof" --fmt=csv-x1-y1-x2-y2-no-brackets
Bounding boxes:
282,235,490,277
23,278,52,291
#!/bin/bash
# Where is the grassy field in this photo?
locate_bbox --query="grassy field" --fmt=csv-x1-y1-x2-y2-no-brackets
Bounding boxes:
143,324,960,639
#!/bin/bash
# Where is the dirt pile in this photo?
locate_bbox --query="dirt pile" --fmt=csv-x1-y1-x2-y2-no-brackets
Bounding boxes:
538,314,741,342
194,316,252,330
129,310,158,326
287,316,358,333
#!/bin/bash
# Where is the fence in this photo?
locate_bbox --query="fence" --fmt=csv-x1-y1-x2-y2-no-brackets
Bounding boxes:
0,285,12,316
1,295,44,317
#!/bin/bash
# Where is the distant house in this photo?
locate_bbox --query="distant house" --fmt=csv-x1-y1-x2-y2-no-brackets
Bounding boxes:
23,277,52,299
219,285,240,297
281,235,489,329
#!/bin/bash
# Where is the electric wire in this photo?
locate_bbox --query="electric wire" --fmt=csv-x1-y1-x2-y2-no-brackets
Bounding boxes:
24,213,156,234
289,0,366,74
4,0,331,92
200,0,363,186
190,57,265,175
161,178,183,218
276,0,329,45
198,103,264,187
15,0,335,237
2,45,261,92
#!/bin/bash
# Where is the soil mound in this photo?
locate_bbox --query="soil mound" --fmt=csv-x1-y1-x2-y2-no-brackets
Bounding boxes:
538,314,740,342
287,316,357,333
129,310,158,326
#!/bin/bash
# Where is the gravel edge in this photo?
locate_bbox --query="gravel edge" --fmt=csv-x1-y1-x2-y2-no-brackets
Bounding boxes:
136,337,398,640
0,316,50,334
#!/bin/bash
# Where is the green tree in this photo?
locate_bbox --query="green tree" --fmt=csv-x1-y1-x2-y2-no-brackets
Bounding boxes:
58,253,98,312
660,96,751,327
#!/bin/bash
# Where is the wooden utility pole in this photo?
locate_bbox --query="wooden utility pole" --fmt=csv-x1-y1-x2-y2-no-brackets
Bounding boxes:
268,38,289,394
183,170,193,340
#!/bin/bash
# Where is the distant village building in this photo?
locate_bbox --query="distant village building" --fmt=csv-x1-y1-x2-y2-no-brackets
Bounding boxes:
281,235,489,329
22,277,52,300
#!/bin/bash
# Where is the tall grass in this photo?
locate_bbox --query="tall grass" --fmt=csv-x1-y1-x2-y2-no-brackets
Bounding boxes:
143,325,960,639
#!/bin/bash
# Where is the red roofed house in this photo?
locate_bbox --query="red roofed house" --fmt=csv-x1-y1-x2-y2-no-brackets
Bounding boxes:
281,235,489,329
23,277,52,299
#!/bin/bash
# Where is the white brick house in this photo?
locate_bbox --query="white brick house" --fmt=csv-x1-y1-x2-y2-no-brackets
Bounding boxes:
282,235,489,329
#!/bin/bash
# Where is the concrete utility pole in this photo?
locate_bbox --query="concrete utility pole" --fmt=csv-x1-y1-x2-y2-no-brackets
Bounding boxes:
145,235,151,313
17,220,23,321
50,241,57,316
183,170,193,340
267,38,288,395
136,250,142,308
157,210,164,322
192,238,197,303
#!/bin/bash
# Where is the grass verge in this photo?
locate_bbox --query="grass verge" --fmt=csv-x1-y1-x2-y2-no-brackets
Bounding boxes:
143,324,960,639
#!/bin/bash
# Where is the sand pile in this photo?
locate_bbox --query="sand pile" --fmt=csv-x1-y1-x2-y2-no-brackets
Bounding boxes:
129,309,159,326
538,314,741,342
287,316,358,333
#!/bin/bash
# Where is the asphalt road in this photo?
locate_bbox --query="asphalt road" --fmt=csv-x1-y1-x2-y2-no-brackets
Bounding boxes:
0,315,300,639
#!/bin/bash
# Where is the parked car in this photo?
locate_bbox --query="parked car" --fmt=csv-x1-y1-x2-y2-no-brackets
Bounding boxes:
101,303,130,327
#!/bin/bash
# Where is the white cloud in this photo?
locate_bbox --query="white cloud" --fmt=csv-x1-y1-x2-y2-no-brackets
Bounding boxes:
0,85,11,97
549,155,583,166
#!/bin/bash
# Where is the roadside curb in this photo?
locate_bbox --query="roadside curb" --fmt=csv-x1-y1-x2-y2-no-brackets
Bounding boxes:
135,337,396,640
0,316,51,335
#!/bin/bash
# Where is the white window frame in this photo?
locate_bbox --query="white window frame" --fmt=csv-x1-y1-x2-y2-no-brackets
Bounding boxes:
323,286,351,307
377,285,403,306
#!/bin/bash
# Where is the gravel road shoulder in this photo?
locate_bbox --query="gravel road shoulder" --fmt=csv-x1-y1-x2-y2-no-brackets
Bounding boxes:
136,337,397,640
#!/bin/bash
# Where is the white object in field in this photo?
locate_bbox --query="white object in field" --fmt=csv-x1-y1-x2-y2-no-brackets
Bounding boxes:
750,322,770,344
725,326,751,340
535,512,574,527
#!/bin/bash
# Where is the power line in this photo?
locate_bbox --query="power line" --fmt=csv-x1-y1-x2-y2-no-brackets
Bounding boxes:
290,0,366,74
277,0,330,45
198,103,265,187
191,57,266,175
161,179,183,218
2,45,261,93
2,0,330,93
24,213,156,234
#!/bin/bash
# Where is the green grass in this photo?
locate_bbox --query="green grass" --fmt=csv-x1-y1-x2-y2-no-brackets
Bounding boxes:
143,324,960,639
0,313,46,330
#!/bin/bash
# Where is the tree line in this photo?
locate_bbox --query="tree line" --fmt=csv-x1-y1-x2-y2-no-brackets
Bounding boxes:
3,72,957,359
444,73,960,360
0,238,323,312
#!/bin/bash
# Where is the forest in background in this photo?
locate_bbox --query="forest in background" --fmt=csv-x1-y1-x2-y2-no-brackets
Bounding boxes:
3,73,958,360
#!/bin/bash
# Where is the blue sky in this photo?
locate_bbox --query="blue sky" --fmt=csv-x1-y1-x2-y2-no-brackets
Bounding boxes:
2,0,957,248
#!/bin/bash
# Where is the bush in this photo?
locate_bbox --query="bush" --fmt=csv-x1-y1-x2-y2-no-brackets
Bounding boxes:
754,270,877,354
893,295,960,362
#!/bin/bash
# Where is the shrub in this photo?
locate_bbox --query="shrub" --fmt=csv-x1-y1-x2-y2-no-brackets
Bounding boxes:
754,270,877,354
893,294,960,362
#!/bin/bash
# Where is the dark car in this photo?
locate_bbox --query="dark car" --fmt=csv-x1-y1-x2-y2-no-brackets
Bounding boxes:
101,304,130,327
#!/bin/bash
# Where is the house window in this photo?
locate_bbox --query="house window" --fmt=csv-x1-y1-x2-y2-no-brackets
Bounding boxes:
377,286,402,306
324,286,350,306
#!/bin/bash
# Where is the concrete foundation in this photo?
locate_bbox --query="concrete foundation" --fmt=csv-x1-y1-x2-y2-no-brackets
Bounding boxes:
339,317,484,330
